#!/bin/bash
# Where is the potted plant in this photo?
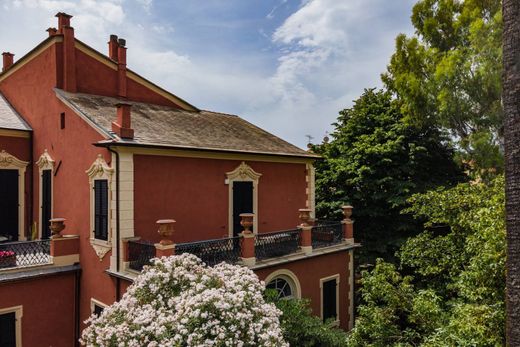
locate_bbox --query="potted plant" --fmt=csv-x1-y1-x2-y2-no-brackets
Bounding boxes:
0,250,16,268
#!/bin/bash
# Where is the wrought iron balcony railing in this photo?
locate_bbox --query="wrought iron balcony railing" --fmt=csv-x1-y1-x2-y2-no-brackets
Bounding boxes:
128,240,156,271
311,221,343,249
0,240,51,269
176,237,241,267
255,229,301,261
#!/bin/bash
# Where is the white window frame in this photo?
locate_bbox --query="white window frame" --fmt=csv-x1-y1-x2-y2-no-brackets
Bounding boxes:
320,273,340,326
36,150,55,240
225,161,261,237
265,269,302,299
0,305,23,347
0,150,28,241
90,298,108,316
86,155,114,260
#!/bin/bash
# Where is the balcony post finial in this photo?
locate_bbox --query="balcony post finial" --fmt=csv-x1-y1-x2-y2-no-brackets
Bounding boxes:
155,219,176,258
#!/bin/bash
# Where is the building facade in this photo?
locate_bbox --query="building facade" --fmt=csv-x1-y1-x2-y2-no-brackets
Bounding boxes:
0,13,358,346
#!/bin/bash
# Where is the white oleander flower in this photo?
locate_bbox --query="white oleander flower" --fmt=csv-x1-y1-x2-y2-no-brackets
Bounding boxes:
81,253,287,347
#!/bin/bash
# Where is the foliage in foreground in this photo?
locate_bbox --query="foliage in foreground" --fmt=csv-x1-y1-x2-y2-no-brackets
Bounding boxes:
348,176,505,346
81,254,287,347
314,89,463,263
266,290,348,347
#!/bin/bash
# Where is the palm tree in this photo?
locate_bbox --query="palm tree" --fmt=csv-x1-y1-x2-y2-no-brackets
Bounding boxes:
503,0,520,345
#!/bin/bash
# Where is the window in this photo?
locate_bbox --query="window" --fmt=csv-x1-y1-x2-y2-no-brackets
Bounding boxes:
91,298,107,318
267,277,293,299
264,270,301,300
320,275,339,323
94,179,109,241
0,306,22,347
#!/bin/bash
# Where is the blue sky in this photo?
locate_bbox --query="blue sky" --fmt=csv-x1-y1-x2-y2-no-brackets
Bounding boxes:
0,0,416,148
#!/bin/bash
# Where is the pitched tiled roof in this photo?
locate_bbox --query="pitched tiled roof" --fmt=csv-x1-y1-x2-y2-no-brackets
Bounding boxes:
0,93,31,131
56,90,318,158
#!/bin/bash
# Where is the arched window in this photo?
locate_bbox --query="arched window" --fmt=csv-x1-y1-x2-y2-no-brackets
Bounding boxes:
265,276,296,299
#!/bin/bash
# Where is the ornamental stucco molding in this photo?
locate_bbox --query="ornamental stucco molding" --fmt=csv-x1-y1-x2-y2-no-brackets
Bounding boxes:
36,149,55,170
226,161,262,181
86,154,114,179
0,150,29,169
90,239,111,261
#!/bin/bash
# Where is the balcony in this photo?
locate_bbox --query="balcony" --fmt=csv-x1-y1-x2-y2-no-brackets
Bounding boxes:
123,206,356,273
0,225,80,278
0,240,51,269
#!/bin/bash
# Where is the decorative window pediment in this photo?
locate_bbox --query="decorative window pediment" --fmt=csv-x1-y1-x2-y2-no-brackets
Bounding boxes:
0,150,28,169
226,161,262,182
36,149,55,171
86,154,114,179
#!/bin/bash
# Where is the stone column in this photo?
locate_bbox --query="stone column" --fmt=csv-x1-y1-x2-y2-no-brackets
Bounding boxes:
298,208,313,255
155,219,175,258
342,205,354,243
239,213,256,266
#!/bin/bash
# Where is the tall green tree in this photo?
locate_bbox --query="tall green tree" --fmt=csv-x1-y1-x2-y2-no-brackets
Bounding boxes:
502,0,520,344
314,89,462,263
383,0,503,174
348,176,506,346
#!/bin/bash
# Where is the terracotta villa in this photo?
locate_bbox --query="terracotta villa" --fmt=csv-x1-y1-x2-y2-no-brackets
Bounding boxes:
0,13,359,346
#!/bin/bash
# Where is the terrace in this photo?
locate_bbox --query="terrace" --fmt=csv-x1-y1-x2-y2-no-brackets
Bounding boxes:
122,206,356,274
0,220,80,277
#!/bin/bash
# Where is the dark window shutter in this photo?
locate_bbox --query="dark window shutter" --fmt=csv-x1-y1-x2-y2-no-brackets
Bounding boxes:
0,312,16,347
94,180,108,241
322,278,337,322
42,169,52,239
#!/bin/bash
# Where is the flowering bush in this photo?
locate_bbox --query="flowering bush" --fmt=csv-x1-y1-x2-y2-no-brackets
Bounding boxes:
0,251,15,258
81,254,287,346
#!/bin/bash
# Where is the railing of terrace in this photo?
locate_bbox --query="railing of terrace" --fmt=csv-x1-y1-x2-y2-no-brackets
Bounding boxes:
311,221,343,249
176,237,241,267
128,240,156,271
255,229,301,261
0,240,51,269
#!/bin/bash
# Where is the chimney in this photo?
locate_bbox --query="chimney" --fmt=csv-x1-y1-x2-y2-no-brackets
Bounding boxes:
108,35,119,61
2,52,14,72
47,27,58,37
117,38,127,98
56,12,76,92
55,12,72,33
112,103,134,139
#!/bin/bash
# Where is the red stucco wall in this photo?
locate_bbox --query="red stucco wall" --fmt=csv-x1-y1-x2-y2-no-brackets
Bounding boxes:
255,250,352,330
0,42,117,328
0,272,77,347
133,155,308,243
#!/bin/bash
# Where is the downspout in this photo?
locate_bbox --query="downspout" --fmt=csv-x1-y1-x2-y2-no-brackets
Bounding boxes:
74,268,82,346
29,130,34,240
107,146,121,301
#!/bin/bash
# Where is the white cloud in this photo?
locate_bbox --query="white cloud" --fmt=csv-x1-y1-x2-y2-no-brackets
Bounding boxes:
0,0,415,148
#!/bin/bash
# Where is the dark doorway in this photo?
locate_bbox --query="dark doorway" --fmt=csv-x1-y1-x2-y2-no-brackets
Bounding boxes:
232,181,253,237
41,169,52,239
0,169,19,241
322,278,338,322
0,311,16,347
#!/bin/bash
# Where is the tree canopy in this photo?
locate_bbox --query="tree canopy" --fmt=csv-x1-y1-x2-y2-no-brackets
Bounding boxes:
348,176,505,346
314,89,462,262
383,0,503,174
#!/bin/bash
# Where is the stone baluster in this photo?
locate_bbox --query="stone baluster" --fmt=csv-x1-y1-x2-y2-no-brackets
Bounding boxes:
342,205,354,243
